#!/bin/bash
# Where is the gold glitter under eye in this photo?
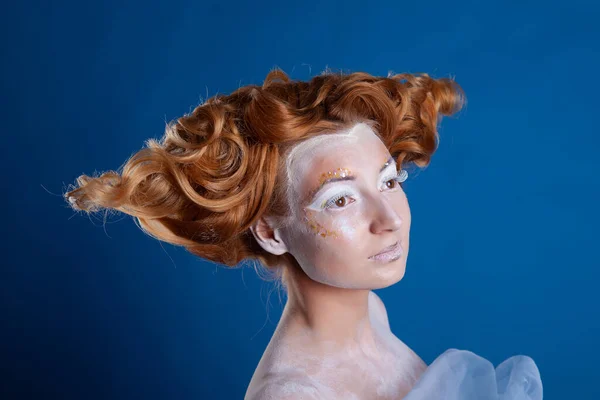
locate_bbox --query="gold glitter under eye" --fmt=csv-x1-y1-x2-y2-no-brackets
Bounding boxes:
303,209,339,238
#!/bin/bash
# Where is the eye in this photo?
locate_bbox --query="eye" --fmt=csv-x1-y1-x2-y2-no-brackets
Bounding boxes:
324,193,355,209
384,178,399,190
381,170,408,191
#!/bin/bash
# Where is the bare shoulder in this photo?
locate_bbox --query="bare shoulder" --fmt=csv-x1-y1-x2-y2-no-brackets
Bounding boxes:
246,373,324,400
369,290,390,329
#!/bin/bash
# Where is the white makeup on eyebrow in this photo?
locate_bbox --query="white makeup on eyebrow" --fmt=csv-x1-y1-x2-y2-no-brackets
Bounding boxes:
380,161,398,179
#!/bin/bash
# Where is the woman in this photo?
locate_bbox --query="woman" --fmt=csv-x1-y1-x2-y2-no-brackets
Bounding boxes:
64,69,542,399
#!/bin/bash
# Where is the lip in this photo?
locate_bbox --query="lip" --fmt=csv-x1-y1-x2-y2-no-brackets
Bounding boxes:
369,241,403,262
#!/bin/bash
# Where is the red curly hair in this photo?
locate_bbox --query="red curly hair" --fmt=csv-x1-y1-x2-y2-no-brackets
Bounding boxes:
64,68,464,275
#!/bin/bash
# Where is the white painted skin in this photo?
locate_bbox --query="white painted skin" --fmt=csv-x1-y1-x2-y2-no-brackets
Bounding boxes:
282,122,411,290
246,122,427,400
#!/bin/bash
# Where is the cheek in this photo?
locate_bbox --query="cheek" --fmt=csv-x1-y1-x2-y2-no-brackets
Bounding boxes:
297,212,364,284
304,207,361,243
302,209,340,239
330,209,363,242
400,194,411,227
303,206,367,251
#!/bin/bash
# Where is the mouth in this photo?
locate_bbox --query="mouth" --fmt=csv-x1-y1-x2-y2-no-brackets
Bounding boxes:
369,241,403,263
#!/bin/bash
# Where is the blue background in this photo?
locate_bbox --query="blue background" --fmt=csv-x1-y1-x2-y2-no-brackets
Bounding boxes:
2,0,598,398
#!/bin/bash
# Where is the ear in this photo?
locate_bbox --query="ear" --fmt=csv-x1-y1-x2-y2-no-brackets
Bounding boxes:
249,216,289,256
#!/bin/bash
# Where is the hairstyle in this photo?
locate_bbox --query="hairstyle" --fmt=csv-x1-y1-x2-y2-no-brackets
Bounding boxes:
64,68,465,280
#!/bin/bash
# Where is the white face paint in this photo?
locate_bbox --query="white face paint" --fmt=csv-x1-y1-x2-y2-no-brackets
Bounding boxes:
280,122,412,290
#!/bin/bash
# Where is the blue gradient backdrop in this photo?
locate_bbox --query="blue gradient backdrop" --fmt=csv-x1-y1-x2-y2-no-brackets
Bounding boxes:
2,0,598,399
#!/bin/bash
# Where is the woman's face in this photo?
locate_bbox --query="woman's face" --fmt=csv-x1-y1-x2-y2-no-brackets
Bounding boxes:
280,122,411,290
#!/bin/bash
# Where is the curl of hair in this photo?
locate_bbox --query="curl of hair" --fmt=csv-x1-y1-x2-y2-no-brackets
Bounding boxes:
64,68,465,273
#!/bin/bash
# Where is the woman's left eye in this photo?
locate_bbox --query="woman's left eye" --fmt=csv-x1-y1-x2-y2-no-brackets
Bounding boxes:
382,170,407,191
385,178,398,189
382,177,403,191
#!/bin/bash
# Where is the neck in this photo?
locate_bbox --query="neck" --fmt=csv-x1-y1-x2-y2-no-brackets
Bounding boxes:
277,262,380,356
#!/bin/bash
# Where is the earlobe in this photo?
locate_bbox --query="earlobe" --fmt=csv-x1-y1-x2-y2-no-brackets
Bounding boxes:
250,216,289,256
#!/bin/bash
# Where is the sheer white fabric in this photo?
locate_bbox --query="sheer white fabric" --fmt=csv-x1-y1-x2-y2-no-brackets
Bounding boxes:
248,349,542,399
404,349,543,400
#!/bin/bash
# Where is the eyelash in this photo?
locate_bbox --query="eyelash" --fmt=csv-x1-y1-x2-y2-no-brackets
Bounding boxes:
322,171,407,210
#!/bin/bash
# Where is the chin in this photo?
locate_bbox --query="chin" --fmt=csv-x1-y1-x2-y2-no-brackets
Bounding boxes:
372,262,407,289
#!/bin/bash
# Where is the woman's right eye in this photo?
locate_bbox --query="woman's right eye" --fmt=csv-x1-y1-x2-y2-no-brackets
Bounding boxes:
324,193,354,209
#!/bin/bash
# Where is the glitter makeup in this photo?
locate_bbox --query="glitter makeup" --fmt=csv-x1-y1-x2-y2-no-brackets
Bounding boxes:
303,209,339,238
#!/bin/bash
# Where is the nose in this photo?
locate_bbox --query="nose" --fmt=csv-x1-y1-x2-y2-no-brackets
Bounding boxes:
369,194,403,234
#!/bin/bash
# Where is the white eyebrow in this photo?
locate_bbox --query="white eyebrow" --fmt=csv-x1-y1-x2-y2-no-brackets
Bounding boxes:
380,161,397,175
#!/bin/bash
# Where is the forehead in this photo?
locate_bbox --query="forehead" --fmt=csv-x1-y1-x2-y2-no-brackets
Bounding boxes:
286,122,389,187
